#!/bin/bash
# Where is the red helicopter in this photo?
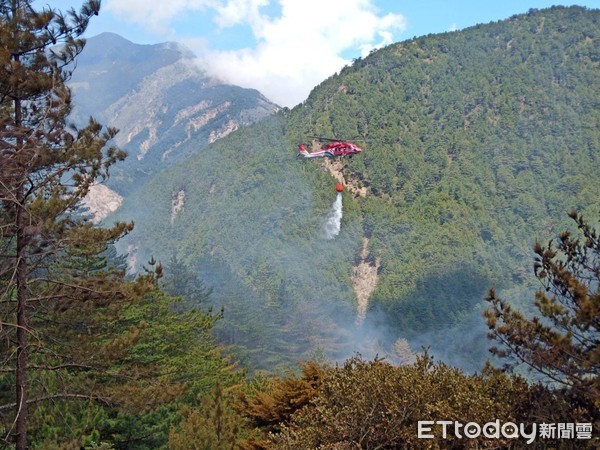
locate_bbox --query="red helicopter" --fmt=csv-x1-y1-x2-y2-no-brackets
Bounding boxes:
297,137,363,159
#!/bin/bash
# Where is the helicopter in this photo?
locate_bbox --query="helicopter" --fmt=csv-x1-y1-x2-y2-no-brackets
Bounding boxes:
297,136,363,159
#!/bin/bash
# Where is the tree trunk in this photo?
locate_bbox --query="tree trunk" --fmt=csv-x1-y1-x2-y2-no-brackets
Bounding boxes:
15,189,28,450
13,75,28,450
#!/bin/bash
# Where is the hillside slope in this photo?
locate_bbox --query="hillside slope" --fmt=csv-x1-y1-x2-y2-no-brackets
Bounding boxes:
69,33,279,198
111,6,600,371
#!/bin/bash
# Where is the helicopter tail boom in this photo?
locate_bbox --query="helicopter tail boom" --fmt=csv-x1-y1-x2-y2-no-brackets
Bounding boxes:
297,144,321,158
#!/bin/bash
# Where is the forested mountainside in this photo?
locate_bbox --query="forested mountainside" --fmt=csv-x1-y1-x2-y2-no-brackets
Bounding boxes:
69,32,279,199
2,2,598,448
111,6,600,371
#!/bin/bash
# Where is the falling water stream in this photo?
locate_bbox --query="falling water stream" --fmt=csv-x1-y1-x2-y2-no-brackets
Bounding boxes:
323,192,343,239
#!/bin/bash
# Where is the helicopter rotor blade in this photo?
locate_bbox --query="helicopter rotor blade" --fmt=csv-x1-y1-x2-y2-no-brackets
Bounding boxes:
309,135,373,143
308,135,388,143
308,135,340,142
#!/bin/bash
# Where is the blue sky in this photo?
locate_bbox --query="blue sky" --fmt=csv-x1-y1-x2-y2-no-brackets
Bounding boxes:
51,0,600,107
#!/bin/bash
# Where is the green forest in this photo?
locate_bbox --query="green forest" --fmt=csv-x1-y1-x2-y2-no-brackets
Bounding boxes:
1,1,598,449
115,5,600,371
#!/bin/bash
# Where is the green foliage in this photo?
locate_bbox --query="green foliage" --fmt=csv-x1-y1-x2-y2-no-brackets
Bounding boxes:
93,288,239,448
16,285,241,449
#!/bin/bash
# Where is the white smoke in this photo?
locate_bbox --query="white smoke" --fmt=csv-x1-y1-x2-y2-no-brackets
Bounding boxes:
322,192,343,239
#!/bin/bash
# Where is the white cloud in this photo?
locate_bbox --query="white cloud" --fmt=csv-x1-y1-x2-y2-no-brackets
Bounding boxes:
213,0,270,28
105,0,407,107
105,0,216,35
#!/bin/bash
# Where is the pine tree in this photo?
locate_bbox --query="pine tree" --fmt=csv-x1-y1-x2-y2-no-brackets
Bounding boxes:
161,253,212,304
0,1,133,447
169,383,242,450
484,211,600,411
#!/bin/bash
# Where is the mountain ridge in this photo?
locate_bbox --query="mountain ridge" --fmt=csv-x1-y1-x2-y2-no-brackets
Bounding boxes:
69,32,280,201
108,5,599,371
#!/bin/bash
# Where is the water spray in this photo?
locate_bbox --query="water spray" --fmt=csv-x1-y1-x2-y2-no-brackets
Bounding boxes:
323,184,344,239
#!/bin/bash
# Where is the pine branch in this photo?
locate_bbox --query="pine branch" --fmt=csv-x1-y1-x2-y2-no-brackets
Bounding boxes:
0,393,113,413
0,363,94,373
